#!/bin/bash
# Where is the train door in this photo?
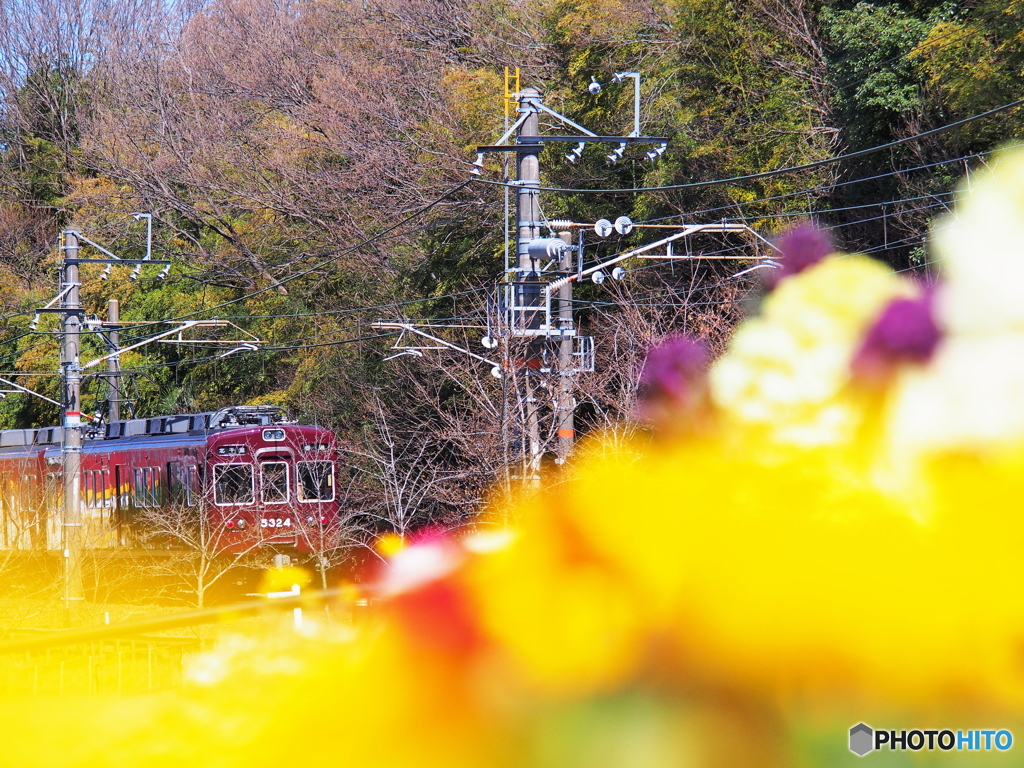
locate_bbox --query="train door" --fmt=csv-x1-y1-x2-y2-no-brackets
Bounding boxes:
15,471,38,550
83,465,116,549
42,470,61,550
258,453,295,541
114,464,131,547
168,460,198,509
0,466,24,548
0,468,14,550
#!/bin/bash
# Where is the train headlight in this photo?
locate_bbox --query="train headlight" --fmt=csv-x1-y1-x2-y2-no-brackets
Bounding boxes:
306,516,316,526
235,519,247,530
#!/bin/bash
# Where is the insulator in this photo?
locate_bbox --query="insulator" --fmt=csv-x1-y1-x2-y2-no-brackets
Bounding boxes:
549,219,573,232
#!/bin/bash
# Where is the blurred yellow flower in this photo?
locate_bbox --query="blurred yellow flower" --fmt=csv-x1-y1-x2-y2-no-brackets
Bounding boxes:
712,255,915,447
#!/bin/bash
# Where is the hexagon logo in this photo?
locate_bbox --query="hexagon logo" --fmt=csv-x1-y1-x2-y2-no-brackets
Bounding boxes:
849,723,874,756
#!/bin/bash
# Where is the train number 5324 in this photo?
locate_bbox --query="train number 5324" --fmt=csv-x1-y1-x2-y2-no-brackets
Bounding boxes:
260,518,292,528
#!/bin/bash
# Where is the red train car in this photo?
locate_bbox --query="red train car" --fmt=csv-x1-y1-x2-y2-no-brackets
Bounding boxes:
0,406,339,556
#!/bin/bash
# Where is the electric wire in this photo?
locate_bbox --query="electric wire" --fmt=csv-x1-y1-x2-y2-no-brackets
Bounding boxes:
2,27,1007,398
630,142,1021,226
143,181,472,325
471,96,1024,195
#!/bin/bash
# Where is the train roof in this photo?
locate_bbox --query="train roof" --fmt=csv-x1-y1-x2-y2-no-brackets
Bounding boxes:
0,406,315,450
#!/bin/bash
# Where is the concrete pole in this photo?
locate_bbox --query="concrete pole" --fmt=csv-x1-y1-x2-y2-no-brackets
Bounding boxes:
107,299,120,423
61,231,84,627
555,231,575,463
516,88,543,483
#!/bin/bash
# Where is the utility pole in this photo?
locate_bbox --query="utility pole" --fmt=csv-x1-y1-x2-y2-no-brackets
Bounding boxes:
49,223,171,625
41,222,257,623
515,88,544,481
107,299,121,422
555,229,575,461
60,230,84,628
376,73,773,479
503,83,667,468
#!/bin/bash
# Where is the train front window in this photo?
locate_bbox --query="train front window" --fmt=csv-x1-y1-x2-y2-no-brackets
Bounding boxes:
297,461,334,502
261,462,289,504
213,464,254,505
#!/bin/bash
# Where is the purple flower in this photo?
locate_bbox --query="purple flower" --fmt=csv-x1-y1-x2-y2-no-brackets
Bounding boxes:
771,223,834,285
852,290,942,382
637,335,709,412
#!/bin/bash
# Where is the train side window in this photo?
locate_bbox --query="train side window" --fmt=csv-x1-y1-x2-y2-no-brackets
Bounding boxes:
297,461,334,502
261,462,289,504
134,467,159,508
214,464,254,505
84,471,109,509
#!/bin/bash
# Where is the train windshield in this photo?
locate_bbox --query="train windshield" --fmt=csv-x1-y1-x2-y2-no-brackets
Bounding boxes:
261,462,289,504
214,464,254,505
297,461,334,502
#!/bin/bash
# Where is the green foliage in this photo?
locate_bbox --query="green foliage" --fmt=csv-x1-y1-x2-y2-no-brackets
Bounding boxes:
913,0,1024,148
821,2,943,146
1,57,85,206
0,0,1021,439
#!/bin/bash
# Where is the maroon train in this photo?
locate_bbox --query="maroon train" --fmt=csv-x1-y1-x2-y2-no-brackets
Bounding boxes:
0,406,339,555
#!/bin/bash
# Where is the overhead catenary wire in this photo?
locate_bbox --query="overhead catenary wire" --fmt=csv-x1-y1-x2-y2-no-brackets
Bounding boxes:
141,181,472,326
469,97,1024,195
631,142,1023,226
10,183,950,374
1,50,1000,400
9,105,1000,354
62,195,952,374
